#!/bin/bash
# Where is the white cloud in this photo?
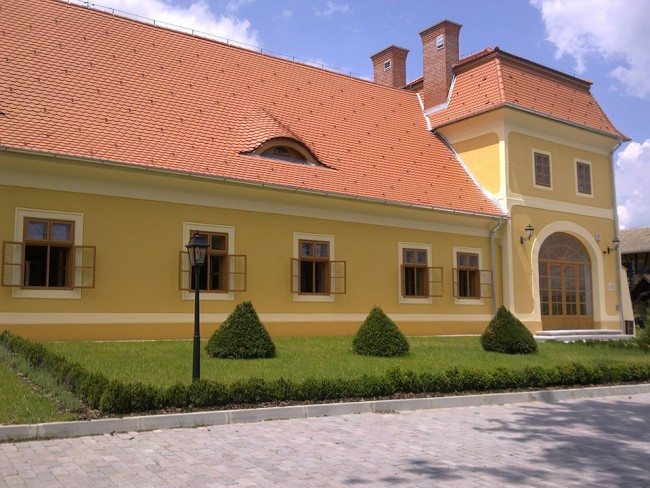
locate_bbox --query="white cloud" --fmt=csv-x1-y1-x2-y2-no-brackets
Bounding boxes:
226,0,254,14
616,140,650,229
531,0,650,99
315,1,350,17
91,0,260,47
280,9,293,19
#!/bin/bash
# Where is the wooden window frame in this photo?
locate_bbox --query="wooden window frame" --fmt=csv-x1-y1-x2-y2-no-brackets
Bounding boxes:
401,248,429,298
452,248,492,302
179,223,243,301
533,151,552,189
193,230,228,293
179,229,246,294
291,233,345,301
576,160,592,195
21,218,75,289
455,252,480,299
398,243,442,303
297,239,330,295
3,214,95,293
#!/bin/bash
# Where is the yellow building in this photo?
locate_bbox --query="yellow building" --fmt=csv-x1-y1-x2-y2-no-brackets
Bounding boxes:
0,1,630,340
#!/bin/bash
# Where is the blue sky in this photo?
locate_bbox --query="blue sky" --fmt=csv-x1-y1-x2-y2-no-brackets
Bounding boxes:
81,0,650,229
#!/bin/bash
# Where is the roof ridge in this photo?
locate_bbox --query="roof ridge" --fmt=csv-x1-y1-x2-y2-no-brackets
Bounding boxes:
494,56,507,104
60,0,374,80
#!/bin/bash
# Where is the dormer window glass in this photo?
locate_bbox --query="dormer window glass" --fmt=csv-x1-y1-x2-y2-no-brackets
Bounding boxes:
249,138,325,167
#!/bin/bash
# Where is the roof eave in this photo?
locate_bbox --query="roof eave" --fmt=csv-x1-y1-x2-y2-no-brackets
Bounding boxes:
1,145,507,219
430,103,630,142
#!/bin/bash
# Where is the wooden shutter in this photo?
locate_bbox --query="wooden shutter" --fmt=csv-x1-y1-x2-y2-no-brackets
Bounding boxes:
290,258,300,293
179,251,191,291
330,260,346,294
73,246,96,288
479,270,493,298
1,241,22,287
228,254,247,292
429,266,443,297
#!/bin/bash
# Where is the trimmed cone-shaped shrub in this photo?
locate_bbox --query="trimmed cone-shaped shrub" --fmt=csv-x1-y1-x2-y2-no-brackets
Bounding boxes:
481,306,538,354
206,301,276,359
353,306,410,357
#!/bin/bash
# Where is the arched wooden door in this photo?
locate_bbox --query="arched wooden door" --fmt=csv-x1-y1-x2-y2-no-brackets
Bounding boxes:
538,233,594,330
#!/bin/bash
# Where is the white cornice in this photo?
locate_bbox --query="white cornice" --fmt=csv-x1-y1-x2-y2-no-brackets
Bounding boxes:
507,194,614,219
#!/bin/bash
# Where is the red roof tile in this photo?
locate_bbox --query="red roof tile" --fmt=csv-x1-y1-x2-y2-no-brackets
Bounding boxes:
427,49,626,140
0,0,504,217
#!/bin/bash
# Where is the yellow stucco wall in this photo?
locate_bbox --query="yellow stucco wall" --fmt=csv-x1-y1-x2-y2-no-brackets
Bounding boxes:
452,133,501,196
508,131,614,208
505,129,621,331
0,152,502,340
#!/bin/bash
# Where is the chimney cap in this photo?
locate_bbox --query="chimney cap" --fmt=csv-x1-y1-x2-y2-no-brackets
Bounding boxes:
370,45,410,61
419,19,462,37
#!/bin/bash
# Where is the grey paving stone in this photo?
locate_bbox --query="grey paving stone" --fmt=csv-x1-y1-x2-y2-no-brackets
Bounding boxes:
2,392,650,487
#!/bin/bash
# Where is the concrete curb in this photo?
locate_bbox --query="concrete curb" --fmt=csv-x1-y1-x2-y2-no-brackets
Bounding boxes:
2,383,649,443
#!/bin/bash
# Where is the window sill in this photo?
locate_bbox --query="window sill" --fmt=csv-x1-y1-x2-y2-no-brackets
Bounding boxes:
292,294,335,303
454,297,484,306
181,290,234,301
399,296,433,305
12,288,81,300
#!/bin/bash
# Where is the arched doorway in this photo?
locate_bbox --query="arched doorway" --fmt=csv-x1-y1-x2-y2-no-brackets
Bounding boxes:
538,233,594,330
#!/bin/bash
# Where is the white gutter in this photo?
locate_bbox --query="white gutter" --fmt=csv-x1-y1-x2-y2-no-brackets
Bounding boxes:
609,139,625,332
489,217,504,315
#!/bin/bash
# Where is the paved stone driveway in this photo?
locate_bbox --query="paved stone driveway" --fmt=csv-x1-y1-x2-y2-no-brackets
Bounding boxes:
1,393,649,487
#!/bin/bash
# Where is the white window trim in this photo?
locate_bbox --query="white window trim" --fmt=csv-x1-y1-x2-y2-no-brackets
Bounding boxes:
452,246,484,306
182,222,235,301
574,158,594,198
532,148,553,191
12,208,84,299
398,242,432,305
293,232,335,303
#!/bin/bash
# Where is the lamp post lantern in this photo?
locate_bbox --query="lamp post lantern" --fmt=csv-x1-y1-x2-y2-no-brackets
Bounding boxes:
186,231,208,382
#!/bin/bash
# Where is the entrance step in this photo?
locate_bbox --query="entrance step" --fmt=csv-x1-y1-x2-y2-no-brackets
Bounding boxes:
534,329,635,342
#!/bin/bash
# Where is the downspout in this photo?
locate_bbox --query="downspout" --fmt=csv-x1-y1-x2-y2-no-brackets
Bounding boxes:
490,217,504,315
610,139,625,332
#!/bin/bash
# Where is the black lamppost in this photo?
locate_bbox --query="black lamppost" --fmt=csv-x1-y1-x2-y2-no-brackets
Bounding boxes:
186,231,208,382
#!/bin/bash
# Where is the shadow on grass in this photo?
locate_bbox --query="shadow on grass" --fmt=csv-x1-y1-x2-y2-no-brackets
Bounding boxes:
343,397,649,486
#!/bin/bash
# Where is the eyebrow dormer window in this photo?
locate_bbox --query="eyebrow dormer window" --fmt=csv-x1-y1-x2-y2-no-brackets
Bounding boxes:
249,138,325,167
265,145,306,163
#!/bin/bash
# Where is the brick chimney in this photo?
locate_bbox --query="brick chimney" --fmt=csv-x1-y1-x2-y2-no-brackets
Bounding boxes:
371,45,409,88
419,20,462,110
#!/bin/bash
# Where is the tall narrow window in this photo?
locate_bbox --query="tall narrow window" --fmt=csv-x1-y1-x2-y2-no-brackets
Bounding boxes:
191,231,228,292
291,233,345,300
179,223,245,299
299,240,330,294
534,152,551,188
576,161,592,195
456,252,480,298
23,218,74,288
402,248,428,297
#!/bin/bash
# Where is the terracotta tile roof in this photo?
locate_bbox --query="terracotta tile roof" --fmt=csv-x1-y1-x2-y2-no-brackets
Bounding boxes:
427,48,627,140
0,0,504,217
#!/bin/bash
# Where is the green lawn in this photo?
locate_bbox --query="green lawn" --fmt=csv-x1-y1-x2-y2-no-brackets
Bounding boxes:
0,362,72,425
46,336,650,388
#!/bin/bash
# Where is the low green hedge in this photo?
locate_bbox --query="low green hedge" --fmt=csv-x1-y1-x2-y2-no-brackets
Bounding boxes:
2,330,650,415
